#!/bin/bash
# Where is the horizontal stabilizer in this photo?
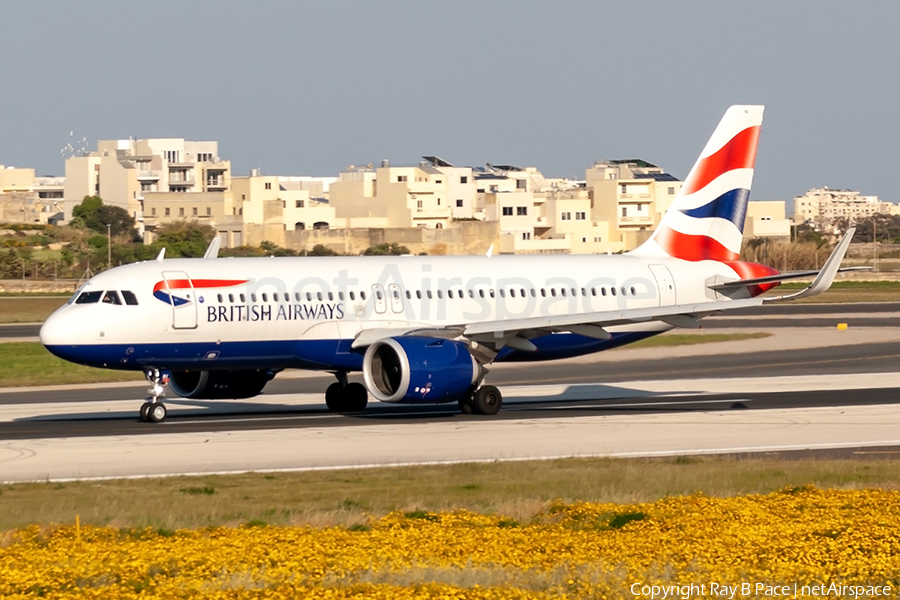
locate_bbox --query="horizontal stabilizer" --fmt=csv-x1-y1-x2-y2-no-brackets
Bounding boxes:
709,266,869,291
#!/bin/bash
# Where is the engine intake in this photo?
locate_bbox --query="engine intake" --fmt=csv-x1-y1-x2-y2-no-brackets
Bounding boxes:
168,369,274,399
363,337,479,403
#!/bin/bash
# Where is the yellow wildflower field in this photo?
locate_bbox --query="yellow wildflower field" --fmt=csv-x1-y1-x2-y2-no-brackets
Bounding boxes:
1,486,897,599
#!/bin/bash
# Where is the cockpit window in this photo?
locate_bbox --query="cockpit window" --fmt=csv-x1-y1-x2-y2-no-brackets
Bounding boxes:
121,291,139,305
75,291,103,304
102,291,122,305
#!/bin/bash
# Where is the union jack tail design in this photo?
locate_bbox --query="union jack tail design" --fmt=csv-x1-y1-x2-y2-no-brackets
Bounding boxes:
632,105,764,261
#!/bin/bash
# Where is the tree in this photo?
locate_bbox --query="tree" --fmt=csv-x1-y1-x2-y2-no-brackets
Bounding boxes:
153,221,217,258
363,242,411,256
71,196,136,237
308,244,339,256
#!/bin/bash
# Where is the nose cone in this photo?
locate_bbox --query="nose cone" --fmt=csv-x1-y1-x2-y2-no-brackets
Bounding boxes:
40,308,88,365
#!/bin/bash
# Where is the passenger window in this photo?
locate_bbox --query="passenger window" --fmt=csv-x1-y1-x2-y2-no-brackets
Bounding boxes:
306,292,312,301
447,290,454,299
360,291,367,300
240,294,246,302
601,288,607,296
479,289,485,298
376,290,383,300
102,291,121,305
328,292,334,301
520,288,526,297
217,294,223,303
499,289,506,298
591,288,597,297
349,291,356,301
530,289,536,297
427,290,433,299
540,288,546,297
121,291,139,305
508,289,514,298
251,293,257,302
630,286,636,295
263,293,268,302
339,292,345,301
489,289,495,298
317,292,323,301
551,289,557,297
273,293,279,302
621,287,626,296
437,290,443,299
468,290,474,298
75,291,103,304
611,287,617,296
560,289,566,297
228,293,235,302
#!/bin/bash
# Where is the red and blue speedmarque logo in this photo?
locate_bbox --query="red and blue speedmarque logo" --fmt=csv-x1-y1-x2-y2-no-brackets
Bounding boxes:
153,279,248,306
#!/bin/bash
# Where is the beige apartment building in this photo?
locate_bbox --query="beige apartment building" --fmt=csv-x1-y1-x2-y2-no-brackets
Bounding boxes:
586,159,682,250
64,138,232,231
793,187,899,231
0,165,64,224
744,201,790,241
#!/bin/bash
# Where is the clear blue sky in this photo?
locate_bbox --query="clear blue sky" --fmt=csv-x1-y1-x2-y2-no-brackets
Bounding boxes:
2,1,899,203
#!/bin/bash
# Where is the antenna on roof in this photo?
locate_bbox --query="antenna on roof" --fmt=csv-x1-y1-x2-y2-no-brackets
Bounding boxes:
485,244,494,258
156,248,166,262
203,236,221,259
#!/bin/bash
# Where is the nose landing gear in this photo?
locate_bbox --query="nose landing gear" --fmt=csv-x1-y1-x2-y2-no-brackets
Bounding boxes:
140,369,169,423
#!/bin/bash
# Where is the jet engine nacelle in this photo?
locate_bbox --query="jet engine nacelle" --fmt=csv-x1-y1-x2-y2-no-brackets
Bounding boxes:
168,369,274,400
363,337,479,403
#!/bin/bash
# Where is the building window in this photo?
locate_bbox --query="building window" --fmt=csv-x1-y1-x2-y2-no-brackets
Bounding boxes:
620,184,627,194
397,175,407,182
516,179,526,190
456,199,463,207
206,207,211,216
460,176,468,184
517,206,527,216
417,200,423,208
241,194,245,200
621,207,627,217
192,207,198,216
437,198,441,205
582,237,587,242
502,207,513,216
265,182,272,190
561,212,571,221
594,236,602,242
668,186,675,195
151,207,156,216
179,207,185,217
296,200,304,208
436,179,442,184
165,207,170,216
522,232,531,240
575,211,586,220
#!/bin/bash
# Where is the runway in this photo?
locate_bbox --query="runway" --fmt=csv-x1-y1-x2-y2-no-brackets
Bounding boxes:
1,306,899,482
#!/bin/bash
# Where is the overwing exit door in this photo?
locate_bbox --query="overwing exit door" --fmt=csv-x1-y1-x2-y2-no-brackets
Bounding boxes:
161,271,198,329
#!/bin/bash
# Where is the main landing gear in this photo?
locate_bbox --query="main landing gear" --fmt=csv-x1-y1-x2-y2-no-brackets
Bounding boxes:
140,368,169,423
458,384,503,416
325,371,369,413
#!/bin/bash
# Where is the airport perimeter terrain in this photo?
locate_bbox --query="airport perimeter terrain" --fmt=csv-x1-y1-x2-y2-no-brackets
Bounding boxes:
3,295,900,598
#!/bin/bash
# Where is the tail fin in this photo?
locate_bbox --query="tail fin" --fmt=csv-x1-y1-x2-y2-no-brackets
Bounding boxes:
632,105,764,261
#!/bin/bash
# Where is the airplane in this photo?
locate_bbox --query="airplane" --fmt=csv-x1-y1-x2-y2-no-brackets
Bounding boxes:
40,105,857,423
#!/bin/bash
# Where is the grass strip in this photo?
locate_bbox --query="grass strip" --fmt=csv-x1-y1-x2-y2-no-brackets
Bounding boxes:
0,297,68,323
627,331,770,348
0,342,142,387
2,455,899,531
